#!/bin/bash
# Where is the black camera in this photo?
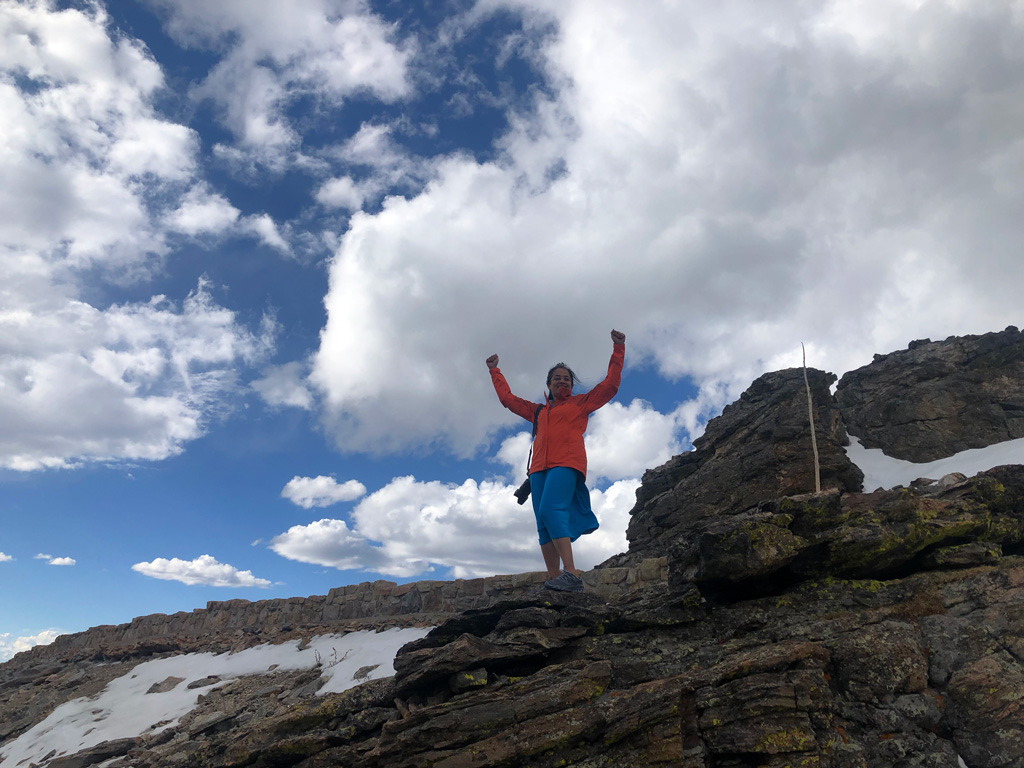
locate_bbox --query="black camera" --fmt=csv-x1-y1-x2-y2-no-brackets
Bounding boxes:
514,477,531,505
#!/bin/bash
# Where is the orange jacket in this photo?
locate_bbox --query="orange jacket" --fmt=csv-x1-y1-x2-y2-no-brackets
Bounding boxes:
490,343,624,479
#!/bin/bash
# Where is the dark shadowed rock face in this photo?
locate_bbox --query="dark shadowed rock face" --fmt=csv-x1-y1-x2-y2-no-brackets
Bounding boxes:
623,367,864,559
837,326,1024,462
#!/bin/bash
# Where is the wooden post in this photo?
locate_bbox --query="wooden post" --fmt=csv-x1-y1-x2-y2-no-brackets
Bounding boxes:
802,343,821,493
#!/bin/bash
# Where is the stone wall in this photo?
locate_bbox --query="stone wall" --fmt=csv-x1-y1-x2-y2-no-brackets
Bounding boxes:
10,559,668,665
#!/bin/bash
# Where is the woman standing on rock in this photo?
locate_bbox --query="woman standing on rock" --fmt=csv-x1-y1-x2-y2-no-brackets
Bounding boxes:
486,330,626,592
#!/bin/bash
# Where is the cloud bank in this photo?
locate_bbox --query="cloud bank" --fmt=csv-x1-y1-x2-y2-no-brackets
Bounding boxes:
148,0,415,169
0,0,278,471
305,0,1024,463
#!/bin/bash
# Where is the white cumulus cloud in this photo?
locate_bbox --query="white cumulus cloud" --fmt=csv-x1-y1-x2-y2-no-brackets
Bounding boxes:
581,399,686,485
252,362,315,410
164,185,241,236
131,555,272,587
281,476,368,508
317,176,365,211
244,214,291,254
271,471,643,579
0,279,275,471
270,518,390,572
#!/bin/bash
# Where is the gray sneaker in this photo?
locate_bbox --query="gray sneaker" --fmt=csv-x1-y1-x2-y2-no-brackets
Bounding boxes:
543,570,584,592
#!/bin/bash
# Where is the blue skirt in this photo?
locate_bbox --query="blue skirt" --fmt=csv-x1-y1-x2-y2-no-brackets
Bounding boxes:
529,467,600,545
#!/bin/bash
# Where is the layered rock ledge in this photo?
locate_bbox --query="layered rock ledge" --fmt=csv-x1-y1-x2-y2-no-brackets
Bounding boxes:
17,554,1021,767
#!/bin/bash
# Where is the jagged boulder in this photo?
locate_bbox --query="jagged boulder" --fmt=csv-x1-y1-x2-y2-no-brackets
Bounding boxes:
837,326,1024,462
623,367,864,558
667,464,1024,595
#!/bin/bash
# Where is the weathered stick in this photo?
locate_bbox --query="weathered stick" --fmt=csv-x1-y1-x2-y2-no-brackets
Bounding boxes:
802,343,821,493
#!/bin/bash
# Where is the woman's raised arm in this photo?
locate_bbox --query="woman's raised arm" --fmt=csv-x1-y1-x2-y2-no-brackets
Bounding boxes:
488,354,538,421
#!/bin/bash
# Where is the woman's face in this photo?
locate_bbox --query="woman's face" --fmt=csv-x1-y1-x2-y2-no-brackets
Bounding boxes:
548,367,573,399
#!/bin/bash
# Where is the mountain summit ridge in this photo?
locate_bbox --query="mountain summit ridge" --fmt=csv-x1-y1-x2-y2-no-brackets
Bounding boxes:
4,328,1024,767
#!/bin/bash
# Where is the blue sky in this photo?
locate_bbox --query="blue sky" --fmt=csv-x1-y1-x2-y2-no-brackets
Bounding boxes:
2,0,1023,660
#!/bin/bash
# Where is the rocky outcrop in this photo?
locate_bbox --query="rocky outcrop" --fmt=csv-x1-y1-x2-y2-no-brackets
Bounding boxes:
0,561,667,755
25,551,1024,767
70,465,1024,768
837,326,1024,462
5,330,1024,768
665,465,1024,596
622,367,864,559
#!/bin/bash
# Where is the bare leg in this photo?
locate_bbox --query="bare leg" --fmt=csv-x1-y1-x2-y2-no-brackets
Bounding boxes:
540,541,561,580
551,537,578,576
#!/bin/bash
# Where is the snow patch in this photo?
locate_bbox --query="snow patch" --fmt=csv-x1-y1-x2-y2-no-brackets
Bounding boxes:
844,435,1024,492
0,628,430,767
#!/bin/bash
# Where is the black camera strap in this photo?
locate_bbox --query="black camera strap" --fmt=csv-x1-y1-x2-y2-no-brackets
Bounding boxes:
525,403,543,476
514,404,546,505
